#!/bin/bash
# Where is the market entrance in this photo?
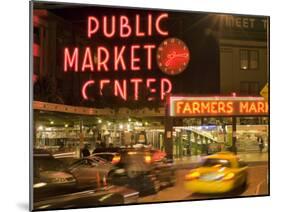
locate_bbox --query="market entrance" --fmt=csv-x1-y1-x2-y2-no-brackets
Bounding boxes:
164,96,269,160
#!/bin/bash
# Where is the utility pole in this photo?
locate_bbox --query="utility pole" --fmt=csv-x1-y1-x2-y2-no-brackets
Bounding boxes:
231,117,237,154
164,94,173,161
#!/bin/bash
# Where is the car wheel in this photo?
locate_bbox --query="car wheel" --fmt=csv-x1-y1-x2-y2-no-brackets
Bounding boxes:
107,171,115,185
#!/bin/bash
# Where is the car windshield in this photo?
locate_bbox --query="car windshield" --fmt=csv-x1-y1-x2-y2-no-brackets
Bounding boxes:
94,154,115,162
202,158,231,168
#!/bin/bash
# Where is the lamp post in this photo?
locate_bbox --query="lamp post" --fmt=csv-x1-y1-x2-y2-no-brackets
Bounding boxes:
164,93,173,161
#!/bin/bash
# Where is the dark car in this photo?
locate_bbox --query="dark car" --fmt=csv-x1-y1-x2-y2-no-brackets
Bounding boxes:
111,149,161,195
93,148,160,195
94,148,176,189
150,149,176,188
33,185,139,210
33,149,139,210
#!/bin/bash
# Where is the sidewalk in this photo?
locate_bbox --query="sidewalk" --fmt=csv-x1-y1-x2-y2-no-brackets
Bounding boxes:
172,152,268,169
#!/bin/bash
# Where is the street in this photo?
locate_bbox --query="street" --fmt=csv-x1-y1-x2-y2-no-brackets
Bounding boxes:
139,164,268,203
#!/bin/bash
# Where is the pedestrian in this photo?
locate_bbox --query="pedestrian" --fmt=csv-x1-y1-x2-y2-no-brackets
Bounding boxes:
81,144,90,158
258,136,264,153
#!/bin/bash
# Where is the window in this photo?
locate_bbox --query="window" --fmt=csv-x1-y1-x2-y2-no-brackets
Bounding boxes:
202,158,231,168
240,50,248,70
240,49,259,70
249,50,258,69
240,81,260,95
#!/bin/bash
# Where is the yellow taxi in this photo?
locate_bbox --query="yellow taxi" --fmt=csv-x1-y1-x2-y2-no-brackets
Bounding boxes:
184,152,248,194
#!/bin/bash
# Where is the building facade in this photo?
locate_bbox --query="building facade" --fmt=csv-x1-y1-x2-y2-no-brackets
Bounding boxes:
218,15,268,95
32,5,269,157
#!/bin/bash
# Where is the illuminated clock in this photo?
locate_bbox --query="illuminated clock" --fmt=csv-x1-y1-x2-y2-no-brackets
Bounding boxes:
157,38,190,75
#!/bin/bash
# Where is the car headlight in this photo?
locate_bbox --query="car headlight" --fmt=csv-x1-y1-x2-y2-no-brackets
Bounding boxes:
33,182,47,188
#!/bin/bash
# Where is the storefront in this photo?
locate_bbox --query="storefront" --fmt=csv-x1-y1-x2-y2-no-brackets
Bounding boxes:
164,95,269,159
33,101,167,155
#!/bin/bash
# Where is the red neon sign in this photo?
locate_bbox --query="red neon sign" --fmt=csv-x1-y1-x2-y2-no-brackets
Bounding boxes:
63,13,177,102
64,45,158,72
64,47,78,72
87,14,168,38
82,78,172,101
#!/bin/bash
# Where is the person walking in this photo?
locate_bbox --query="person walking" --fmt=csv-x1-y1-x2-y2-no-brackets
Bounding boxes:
257,136,264,153
81,144,90,158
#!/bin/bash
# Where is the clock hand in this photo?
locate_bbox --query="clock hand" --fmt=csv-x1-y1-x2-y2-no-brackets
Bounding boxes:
165,51,188,66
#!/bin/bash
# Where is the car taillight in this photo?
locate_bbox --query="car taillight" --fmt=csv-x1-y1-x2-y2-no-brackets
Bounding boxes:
222,172,235,181
185,171,200,181
152,151,166,162
144,155,152,164
112,156,120,164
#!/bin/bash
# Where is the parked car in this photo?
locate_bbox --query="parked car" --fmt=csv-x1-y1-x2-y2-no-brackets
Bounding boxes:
33,149,77,200
184,151,248,194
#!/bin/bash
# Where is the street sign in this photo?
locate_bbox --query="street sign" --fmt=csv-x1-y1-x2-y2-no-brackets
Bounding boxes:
260,83,268,100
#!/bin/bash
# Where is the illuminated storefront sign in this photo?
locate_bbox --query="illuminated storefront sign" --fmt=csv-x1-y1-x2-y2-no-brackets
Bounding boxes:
170,96,268,117
63,13,190,102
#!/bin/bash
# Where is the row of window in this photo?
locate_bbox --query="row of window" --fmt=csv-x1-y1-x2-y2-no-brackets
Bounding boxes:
239,49,262,94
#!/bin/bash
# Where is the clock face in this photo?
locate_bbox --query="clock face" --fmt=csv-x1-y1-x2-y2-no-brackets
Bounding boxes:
157,38,190,75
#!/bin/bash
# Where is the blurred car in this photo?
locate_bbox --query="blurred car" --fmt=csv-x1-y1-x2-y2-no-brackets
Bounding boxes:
33,185,139,210
67,156,113,189
150,149,176,187
33,149,77,200
93,147,175,192
184,151,248,194
94,148,160,195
